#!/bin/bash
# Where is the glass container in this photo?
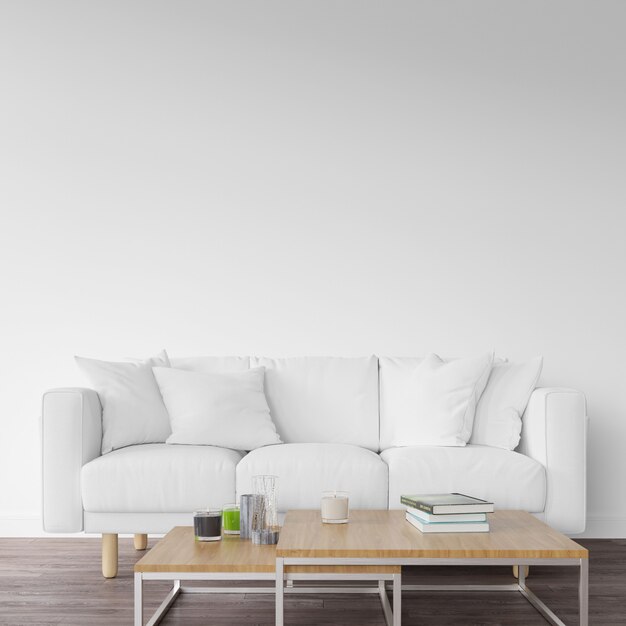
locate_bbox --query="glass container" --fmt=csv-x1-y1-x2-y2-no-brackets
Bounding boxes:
251,475,280,545
321,491,349,524
194,509,222,541
222,503,240,535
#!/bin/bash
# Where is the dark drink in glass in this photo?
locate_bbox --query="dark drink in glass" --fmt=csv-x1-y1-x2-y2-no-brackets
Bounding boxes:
194,509,222,541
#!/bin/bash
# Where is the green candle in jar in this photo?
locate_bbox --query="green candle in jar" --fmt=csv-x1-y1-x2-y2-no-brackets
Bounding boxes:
222,504,240,535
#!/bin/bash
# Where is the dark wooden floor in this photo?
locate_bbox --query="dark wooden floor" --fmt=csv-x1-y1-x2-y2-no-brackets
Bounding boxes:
0,538,624,625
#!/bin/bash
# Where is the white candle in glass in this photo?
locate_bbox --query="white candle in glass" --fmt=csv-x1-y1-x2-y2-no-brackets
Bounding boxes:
321,491,349,524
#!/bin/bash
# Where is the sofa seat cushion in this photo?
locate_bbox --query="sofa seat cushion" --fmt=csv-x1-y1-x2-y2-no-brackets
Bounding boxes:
81,444,244,513
382,445,546,512
236,443,388,511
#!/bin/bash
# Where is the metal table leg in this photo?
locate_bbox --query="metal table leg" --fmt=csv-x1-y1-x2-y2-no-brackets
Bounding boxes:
378,580,392,626
579,558,589,626
393,572,401,626
134,572,142,626
276,557,284,626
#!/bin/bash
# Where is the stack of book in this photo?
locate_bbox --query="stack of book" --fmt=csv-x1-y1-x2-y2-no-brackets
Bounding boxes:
401,493,494,533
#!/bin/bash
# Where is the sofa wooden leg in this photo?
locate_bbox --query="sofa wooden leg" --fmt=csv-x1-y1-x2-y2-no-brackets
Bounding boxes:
513,565,530,579
102,533,118,578
134,533,148,550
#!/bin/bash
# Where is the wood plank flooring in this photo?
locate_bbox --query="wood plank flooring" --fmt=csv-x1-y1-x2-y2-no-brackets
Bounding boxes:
0,538,624,625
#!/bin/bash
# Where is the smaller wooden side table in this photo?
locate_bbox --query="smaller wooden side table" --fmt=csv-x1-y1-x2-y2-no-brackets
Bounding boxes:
134,526,400,626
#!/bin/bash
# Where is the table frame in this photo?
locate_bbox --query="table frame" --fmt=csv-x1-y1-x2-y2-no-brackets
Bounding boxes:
134,570,401,626
134,557,587,626
274,556,588,626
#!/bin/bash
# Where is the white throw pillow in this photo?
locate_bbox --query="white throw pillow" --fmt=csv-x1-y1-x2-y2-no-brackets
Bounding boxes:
470,356,543,450
75,350,171,454
153,366,282,450
382,352,494,448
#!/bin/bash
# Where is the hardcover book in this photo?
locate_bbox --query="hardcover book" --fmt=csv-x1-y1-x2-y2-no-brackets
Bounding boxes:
400,493,494,514
405,511,490,533
406,506,487,523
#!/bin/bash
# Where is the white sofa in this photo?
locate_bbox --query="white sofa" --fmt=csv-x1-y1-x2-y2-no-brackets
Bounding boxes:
41,355,587,577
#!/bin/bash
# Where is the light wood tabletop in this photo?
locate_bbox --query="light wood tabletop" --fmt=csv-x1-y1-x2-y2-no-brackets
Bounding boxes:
135,510,586,573
134,526,399,574
276,510,588,560
135,527,277,573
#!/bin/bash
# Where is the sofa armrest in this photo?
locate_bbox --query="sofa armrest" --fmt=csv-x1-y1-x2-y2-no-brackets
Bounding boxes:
518,387,587,534
42,388,102,532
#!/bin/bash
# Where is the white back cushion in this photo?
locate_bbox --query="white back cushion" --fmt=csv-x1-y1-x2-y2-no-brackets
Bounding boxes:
250,356,379,450
169,356,250,373
379,353,493,448
379,357,422,451
75,350,171,454
470,356,543,450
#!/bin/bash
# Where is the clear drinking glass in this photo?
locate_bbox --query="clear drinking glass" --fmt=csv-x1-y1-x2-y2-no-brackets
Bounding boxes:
251,475,280,545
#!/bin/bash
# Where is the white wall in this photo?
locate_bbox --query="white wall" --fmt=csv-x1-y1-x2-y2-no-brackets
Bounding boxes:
1,1,624,537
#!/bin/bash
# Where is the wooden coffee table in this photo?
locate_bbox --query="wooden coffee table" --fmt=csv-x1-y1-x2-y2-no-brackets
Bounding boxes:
134,526,400,626
275,509,589,626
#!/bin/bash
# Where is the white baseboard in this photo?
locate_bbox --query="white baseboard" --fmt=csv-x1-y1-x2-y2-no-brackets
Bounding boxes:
0,515,152,538
0,515,92,537
2,514,626,539
573,516,626,539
